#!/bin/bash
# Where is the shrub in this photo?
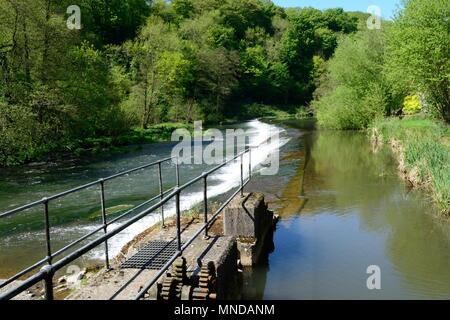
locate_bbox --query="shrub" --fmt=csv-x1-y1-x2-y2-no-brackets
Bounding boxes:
402,94,422,115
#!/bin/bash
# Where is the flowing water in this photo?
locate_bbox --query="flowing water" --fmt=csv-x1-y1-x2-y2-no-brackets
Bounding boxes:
245,120,450,300
1,119,449,300
0,120,288,278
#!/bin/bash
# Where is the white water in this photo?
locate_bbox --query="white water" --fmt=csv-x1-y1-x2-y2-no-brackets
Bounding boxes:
86,120,290,259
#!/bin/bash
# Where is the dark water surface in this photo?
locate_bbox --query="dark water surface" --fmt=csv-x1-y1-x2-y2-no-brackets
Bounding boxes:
246,122,450,300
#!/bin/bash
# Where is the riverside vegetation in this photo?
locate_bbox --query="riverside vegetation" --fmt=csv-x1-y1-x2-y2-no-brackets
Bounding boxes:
312,0,449,215
371,117,450,215
0,0,448,214
0,0,359,166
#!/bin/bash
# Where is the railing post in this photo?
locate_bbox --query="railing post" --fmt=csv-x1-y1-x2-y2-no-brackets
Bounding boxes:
203,173,209,239
42,198,52,265
175,160,180,187
41,265,54,300
240,153,244,197
158,162,165,228
175,188,181,252
99,179,110,270
248,147,252,179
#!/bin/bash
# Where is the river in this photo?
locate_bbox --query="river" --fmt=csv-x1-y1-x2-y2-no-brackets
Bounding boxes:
245,120,450,300
1,119,449,299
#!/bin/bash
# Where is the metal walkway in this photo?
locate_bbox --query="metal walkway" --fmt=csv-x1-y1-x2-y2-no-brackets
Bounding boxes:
0,146,255,300
121,240,184,270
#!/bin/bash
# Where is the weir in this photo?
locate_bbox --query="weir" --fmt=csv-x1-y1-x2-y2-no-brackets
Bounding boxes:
0,140,277,300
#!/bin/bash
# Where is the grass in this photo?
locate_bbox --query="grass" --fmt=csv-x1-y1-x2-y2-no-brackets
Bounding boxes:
371,116,450,215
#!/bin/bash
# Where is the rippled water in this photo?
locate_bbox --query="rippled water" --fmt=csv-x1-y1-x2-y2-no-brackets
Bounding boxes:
0,120,289,278
2,119,449,300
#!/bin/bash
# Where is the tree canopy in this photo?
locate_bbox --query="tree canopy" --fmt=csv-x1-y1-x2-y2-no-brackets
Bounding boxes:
2,0,446,166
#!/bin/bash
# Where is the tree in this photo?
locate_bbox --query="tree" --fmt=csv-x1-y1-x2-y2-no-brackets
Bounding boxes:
173,0,195,19
191,47,239,122
279,7,358,104
81,0,151,45
313,30,390,129
124,17,187,128
0,0,131,165
385,0,450,122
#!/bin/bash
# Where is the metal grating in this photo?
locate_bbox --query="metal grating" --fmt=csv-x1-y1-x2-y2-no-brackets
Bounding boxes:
120,240,183,270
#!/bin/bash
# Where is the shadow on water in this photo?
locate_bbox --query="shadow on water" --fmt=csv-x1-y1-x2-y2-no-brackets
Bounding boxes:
241,224,276,300
245,121,450,300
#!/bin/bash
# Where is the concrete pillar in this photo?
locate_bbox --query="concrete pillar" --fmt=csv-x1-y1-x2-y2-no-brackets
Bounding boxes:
223,193,274,266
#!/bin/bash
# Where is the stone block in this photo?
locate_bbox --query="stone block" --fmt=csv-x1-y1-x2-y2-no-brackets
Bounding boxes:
223,193,272,239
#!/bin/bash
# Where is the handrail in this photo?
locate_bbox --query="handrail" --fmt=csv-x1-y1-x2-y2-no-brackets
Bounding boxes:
0,146,255,300
134,180,249,300
0,156,178,290
0,157,175,219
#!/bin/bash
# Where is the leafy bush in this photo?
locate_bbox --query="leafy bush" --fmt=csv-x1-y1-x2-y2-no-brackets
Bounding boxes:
235,103,294,120
295,106,313,119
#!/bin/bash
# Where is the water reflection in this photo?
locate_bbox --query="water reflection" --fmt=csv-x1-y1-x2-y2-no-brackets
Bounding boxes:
249,128,450,299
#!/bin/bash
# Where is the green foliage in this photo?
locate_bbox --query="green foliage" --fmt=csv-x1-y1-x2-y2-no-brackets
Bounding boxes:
314,30,389,129
0,103,41,166
372,117,450,214
295,106,313,119
0,0,359,166
234,103,294,120
385,0,450,122
81,0,151,45
313,0,449,131
0,0,133,166
277,7,357,104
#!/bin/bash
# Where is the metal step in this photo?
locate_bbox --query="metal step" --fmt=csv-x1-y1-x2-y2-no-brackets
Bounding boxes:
120,240,183,270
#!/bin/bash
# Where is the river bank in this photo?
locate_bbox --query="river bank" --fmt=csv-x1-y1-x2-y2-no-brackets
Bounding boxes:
371,117,450,216
0,122,194,168
0,109,279,168
1,102,302,168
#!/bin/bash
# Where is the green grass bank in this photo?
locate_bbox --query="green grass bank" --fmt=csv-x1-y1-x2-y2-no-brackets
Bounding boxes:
371,117,450,216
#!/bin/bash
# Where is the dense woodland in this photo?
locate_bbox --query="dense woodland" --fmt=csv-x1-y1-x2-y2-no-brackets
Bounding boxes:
0,0,448,167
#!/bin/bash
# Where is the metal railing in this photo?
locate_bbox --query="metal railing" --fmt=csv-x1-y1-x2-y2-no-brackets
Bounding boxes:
0,147,253,300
